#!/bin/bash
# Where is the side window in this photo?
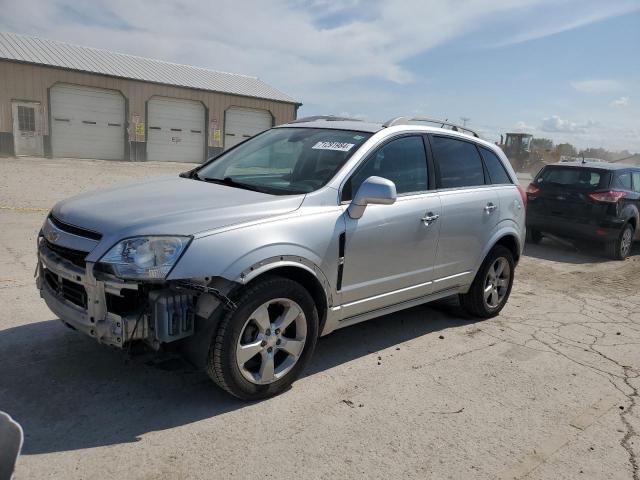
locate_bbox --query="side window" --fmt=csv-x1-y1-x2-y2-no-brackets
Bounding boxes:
615,172,632,190
632,172,640,193
343,136,428,201
479,147,512,185
431,136,485,189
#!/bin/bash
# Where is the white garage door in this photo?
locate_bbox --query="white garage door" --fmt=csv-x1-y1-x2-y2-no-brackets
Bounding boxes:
51,84,125,160
224,107,272,150
147,98,205,163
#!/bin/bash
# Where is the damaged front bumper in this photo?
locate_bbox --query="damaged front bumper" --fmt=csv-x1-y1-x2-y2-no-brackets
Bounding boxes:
36,238,196,348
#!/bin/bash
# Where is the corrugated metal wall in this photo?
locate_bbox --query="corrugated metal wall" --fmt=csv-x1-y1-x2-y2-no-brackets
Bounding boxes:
0,60,297,160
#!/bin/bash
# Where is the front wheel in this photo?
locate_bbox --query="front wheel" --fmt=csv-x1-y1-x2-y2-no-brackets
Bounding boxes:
207,276,319,400
460,246,515,318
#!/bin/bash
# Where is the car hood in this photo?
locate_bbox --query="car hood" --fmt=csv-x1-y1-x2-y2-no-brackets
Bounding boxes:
52,176,305,238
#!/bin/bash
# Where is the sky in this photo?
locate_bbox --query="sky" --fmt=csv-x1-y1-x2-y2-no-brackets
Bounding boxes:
1,0,639,152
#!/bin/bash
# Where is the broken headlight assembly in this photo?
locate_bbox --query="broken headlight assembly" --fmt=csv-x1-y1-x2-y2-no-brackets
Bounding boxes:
98,236,191,280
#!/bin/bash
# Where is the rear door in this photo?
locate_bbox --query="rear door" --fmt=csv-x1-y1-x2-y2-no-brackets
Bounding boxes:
429,135,500,292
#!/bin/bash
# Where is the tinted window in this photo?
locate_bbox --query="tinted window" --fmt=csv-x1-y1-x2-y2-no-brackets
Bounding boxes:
343,136,428,200
480,147,512,184
615,172,632,190
633,172,640,193
431,136,485,189
536,167,609,190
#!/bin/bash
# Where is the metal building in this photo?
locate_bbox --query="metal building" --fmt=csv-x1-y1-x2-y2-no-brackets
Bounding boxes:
0,32,300,162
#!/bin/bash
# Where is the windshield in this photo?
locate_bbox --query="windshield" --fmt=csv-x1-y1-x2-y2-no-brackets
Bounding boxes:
196,127,372,195
535,167,611,190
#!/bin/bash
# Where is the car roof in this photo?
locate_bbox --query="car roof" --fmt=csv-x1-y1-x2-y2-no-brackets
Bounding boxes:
548,161,637,171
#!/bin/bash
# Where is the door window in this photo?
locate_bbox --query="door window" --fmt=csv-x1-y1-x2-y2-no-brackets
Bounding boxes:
479,147,512,184
633,172,640,193
615,172,632,190
17,106,36,132
343,136,428,200
431,136,485,189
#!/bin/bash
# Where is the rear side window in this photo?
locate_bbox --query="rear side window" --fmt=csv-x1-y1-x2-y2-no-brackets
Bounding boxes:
479,147,512,184
431,136,485,189
615,172,632,190
343,136,428,200
536,167,609,190
633,172,640,193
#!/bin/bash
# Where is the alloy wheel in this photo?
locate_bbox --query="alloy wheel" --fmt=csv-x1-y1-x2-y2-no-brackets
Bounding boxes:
483,257,511,309
621,227,633,258
235,298,307,385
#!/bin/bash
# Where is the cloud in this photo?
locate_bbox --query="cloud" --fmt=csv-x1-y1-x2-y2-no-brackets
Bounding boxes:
540,116,598,134
495,0,640,46
1,0,637,151
610,96,630,108
515,121,535,132
571,79,623,93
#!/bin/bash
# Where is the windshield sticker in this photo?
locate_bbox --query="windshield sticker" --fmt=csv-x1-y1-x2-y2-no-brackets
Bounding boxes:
312,141,355,152
353,135,365,140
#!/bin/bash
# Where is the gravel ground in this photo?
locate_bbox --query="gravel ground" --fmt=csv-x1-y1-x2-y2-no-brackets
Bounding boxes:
1,156,638,480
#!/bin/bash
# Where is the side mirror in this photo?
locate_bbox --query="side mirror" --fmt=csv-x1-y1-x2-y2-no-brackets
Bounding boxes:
347,176,397,219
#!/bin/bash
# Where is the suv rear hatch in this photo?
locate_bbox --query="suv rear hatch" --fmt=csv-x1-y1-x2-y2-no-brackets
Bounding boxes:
528,166,613,221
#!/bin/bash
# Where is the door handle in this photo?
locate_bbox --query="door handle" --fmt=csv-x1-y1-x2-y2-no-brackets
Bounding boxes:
421,213,440,225
484,203,498,213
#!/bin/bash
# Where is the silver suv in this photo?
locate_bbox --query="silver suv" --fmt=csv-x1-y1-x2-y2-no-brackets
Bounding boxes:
37,116,526,399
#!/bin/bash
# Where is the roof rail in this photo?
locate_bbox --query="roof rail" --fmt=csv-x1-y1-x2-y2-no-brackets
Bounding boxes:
383,116,479,138
288,115,363,124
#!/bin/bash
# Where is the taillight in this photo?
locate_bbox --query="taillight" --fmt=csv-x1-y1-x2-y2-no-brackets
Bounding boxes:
517,185,527,208
588,191,627,203
526,183,540,194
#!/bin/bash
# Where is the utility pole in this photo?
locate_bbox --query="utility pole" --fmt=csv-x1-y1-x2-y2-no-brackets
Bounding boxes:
460,117,470,127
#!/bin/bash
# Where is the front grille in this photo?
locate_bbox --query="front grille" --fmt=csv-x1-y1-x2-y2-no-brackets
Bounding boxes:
44,239,88,269
49,214,102,240
44,269,88,309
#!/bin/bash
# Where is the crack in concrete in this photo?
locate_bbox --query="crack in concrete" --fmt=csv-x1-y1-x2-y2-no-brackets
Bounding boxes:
481,281,640,478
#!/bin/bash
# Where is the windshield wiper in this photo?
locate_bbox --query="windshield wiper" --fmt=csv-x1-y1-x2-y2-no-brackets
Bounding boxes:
200,176,268,193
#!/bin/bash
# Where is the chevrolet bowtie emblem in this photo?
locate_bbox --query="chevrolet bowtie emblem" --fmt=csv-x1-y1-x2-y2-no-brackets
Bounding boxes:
46,231,59,243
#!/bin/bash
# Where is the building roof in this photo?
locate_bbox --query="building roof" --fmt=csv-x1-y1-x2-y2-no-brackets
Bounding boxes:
0,31,299,105
279,118,384,133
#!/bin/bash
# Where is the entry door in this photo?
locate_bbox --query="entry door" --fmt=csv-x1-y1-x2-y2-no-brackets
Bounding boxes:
12,101,43,156
429,135,500,291
339,135,441,318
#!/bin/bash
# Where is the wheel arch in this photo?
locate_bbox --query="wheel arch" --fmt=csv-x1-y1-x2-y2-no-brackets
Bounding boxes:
236,258,332,334
478,227,523,271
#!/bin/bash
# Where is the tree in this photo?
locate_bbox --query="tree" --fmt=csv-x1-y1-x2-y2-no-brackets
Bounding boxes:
531,138,554,150
556,143,577,157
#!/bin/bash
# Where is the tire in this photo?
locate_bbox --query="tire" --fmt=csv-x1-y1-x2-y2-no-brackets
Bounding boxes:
207,275,319,400
606,223,634,260
526,228,543,244
459,246,515,318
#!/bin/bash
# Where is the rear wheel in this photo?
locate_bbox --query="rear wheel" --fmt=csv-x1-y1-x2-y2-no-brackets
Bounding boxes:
606,223,634,260
460,246,515,318
207,276,318,400
526,228,543,244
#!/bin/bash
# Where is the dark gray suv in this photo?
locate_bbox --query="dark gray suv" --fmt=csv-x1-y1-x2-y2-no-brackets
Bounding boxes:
526,162,640,259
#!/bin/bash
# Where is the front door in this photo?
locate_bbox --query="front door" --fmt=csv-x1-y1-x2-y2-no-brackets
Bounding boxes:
12,101,43,157
339,135,442,319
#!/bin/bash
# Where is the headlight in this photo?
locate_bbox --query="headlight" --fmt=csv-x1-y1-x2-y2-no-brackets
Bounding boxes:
99,236,191,280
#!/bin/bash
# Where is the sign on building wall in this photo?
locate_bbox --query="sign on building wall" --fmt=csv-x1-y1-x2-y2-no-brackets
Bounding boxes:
210,118,221,147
